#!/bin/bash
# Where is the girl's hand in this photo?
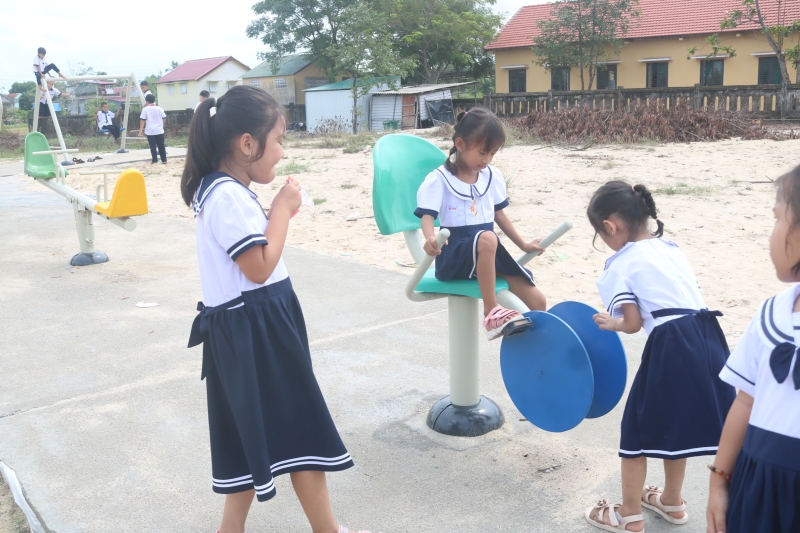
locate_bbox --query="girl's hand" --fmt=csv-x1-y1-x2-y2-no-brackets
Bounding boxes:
593,312,620,331
423,235,442,256
521,239,545,254
271,179,302,218
706,476,729,533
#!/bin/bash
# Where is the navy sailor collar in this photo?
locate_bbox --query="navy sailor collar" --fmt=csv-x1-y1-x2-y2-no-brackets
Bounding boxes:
758,283,800,347
192,172,258,217
436,166,493,200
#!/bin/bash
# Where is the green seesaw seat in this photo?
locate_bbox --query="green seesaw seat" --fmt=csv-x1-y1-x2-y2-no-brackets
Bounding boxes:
23,132,149,266
372,134,572,437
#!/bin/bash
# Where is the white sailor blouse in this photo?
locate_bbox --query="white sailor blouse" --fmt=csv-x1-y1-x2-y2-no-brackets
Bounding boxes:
596,239,706,334
414,165,509,226
193,172,289,307
720,284,800,439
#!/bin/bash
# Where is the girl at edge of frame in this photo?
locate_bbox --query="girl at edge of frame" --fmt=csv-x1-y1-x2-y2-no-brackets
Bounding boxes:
181,85,374,533
583,181,736,532
416,108,547,340
707,165,800,533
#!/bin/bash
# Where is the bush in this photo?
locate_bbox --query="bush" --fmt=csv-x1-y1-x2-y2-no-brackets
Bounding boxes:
511,101,797,144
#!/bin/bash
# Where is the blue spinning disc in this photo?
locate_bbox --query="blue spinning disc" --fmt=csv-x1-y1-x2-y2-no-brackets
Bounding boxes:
549,301,627,419
500,311,594,433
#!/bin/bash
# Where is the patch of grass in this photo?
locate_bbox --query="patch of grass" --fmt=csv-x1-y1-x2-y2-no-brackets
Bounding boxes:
600,160,615,170
341,182,357,189
0,478,28,533
276,160,309,175
654,182,713,196
313,197,327,205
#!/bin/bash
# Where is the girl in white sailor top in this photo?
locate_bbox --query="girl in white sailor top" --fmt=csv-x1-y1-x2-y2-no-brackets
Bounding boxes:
416,108,546,340
707,166,800,533
181,86,373,533
583,181,736,533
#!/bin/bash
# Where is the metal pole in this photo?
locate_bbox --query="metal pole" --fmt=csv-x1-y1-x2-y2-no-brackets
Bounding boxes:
130,72,146,106
42,81,72,166
448,296,481,407
32,78,44,133
118,75,134,153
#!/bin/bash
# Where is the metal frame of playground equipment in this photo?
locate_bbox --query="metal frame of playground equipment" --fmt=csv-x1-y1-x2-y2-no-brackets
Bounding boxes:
32,73,147,165
404,221,573,436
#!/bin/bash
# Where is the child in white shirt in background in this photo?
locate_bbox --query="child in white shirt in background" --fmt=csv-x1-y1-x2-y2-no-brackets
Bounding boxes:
138,94,167,164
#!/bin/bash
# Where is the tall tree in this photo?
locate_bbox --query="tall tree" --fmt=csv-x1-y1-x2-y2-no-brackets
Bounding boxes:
324,0,415,133
533,0,640,90
719,0,800,84
380,0,502,84
247,0,356,75
10,81,37,112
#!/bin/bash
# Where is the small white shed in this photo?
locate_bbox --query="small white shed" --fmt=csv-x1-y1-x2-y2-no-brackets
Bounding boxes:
370,82,478,131
304,77,397,133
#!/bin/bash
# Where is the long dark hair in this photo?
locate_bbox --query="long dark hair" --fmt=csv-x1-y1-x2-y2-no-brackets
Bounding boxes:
444,107,506,174
776,164,800,274
587,180,664,247
180,85,286,206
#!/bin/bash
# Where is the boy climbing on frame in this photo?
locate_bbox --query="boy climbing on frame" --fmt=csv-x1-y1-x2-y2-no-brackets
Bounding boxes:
33,47,67,84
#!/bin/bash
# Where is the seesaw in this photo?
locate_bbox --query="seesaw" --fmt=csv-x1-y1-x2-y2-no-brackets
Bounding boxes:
23,132,149,266
373,133,626,437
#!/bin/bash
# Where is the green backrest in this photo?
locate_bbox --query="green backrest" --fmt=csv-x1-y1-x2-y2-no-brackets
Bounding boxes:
24,132,62,179
372,134,446,235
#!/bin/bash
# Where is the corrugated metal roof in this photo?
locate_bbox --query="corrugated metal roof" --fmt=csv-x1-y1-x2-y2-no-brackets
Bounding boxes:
486,0,800,50
155,57,250,83
304,76,400,92
241,54,312,79
373,81,476,95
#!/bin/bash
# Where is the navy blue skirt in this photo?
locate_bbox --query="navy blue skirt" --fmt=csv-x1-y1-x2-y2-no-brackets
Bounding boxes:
188,278,353,501
619,311,736,459
435,223,534,284
727,425,800,532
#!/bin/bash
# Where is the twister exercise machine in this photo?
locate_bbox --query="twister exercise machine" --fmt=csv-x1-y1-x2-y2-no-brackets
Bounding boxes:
373,134,627,436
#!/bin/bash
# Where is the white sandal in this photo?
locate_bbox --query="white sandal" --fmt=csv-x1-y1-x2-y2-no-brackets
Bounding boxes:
641,485,688,525
584,499,644,532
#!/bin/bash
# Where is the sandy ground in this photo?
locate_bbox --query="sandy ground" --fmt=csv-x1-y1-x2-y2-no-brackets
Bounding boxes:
27,133,798,343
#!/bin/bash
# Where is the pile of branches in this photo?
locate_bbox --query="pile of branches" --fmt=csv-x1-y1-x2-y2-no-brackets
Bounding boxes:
510,101,796,144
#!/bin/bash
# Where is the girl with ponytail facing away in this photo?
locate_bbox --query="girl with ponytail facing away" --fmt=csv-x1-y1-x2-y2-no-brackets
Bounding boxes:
583,181,736,532
182,86,373,533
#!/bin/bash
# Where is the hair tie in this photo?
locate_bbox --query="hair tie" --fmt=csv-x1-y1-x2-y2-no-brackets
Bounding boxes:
632,185,637,193
209,107,217,118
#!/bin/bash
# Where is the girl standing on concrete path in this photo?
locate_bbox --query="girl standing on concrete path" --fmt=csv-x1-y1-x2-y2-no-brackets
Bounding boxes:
583,181,736,532
707,166,800,533
181,85,374,533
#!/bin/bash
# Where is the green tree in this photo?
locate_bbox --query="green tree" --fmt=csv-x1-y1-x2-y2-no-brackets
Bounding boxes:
247,0,357,75
381,0,502,84
720,0,800,84
324,0,416,133
533,0,641,90
11,82,38,113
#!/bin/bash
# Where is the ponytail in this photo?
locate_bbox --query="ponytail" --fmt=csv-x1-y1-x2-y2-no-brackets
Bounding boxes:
180,85,286,207
444,107,505,174
587,180,665,245
181,97,217,205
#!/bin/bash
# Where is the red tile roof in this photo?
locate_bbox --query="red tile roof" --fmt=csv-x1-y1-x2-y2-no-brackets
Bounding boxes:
487,0,800,50
155,56,250,83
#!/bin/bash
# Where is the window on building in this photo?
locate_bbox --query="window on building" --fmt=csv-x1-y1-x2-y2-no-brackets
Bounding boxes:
180,83,187,94
646,62,668,88
168,85,174,95
758,57,783,85
228,82,236,90
248,80,260,87
700,59,724,86
597,65,618,90
551,67,570,91
508,69,527,92
275,78,287,88
304,77,328,89
209,83,217,93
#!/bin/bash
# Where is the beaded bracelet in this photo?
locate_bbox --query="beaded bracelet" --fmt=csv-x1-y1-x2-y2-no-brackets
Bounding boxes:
707,464,732,482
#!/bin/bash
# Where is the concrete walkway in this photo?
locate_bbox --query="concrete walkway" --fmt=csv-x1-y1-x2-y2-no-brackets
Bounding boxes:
0,174,711,532
0,147,187,177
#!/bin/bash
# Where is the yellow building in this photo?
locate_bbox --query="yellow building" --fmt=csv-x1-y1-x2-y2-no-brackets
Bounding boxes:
487,0,799,93
240,55,331,106
155,56,250,111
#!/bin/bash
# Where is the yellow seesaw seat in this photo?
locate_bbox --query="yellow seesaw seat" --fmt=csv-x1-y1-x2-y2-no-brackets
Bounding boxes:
94,169,149,218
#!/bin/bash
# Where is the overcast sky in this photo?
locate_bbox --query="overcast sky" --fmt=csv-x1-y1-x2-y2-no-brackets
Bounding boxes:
0,0,550,92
